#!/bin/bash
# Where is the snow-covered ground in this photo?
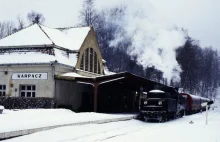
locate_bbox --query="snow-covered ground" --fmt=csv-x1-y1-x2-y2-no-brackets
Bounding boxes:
3,101,220,142
0,109,135,133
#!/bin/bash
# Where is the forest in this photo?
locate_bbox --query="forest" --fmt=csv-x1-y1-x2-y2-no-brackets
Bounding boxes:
0,0,219,101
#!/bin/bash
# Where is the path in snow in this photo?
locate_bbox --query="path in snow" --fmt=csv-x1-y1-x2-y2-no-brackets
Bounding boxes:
3,104,220,142
0,109,135,133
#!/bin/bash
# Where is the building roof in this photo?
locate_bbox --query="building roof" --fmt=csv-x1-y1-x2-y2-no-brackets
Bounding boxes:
0,24,91,51
0,48,77,67
56,72,178,93
0,24,92,67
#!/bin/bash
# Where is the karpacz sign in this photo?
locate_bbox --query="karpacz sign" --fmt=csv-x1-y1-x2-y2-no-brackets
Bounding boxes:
12,73,48,80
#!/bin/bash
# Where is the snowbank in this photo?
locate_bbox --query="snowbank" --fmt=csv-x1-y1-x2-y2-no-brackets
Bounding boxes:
0,105,4,110
4,106,220,142
0,109,135,133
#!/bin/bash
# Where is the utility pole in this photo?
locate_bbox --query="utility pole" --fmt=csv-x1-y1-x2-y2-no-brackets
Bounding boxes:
206,104,208,125
201,102,208,125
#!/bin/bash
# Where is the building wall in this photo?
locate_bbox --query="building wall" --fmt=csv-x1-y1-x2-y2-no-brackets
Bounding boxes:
55,64,73,75
0,64,73,98
55,80,89,111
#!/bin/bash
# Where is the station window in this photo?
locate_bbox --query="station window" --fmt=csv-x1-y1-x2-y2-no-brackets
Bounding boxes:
94,53,97,73
80,47,101,74
20,85,36,97
80,54,84,70
0,85,6,96
85,48,89,71
89,48,94,72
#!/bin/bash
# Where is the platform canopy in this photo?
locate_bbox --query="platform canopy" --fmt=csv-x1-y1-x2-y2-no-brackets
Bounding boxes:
56,72,178,93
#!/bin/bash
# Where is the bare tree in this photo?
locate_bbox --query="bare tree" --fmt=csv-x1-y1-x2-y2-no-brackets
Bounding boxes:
0,21,16,39
79,0,98,26
27,11,45,24
16,16,25,30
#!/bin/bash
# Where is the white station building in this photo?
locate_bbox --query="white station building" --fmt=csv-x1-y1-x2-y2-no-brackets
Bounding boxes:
0,23,165,113
0,24,109,99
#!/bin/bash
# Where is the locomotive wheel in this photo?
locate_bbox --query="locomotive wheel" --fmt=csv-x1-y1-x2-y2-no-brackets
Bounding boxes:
139,114,144,120
159,118,167,123
164,116,168,121
144,116,148,122
161,117,167,122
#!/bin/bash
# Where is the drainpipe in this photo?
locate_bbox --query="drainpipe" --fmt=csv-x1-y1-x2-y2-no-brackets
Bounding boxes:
50,60,57,100
50,61,57,79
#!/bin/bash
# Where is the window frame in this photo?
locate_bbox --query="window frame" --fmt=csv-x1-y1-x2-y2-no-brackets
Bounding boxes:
20,85,36,97
0,85,6,97
85,48,89,71
80,47,101,74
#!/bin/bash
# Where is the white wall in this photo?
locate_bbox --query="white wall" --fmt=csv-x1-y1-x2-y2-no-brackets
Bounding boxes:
0,64,73,98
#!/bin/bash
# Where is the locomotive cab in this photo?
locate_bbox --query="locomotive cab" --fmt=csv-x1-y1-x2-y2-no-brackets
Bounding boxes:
139,90,178,122
140,90,184,121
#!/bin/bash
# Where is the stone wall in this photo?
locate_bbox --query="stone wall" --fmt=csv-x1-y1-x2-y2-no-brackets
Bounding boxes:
0,97,56,109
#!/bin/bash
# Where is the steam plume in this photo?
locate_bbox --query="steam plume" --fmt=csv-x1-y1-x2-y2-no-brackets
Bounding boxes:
108,0,186,83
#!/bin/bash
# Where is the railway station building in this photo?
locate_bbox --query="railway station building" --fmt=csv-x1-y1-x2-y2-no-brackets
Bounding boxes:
0,24,173,112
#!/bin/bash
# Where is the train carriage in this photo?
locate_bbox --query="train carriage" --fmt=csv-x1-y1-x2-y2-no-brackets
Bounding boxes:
180,93,201,114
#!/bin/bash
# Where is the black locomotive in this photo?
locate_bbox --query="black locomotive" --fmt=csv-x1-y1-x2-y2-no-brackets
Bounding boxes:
139,89,185,122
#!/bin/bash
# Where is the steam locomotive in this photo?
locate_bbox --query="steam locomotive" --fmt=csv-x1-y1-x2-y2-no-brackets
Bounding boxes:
139,89,185,122
139,89,213,122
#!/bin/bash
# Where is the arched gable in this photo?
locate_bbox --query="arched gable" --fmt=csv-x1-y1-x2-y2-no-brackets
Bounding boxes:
76,27,104,76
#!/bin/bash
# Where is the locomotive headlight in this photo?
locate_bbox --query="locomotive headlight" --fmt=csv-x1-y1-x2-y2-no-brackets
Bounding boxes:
158,101,162,105
144,101,148,105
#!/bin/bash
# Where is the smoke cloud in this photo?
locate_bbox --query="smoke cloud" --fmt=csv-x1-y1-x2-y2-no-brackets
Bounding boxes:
107,0,186,83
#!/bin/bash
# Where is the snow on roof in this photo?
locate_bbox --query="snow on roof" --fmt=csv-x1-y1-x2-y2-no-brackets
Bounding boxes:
60,72,84,78
200,97,210,101
182,93,202,99
104,66,116,75
149,90,165,93
102,59,106,63
61,27,91,50
0,24,91,51
0,52,56,64
54,48,77,66
190,94,202,99
0,24,52,47
0,49,77,67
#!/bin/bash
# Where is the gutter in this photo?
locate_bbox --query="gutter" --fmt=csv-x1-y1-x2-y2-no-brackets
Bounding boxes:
0,44,54,49
0,45,79,53
0,62,74,69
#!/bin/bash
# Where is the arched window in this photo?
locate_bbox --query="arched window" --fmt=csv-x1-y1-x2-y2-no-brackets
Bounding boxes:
80,48,101,74
80,54,84,70
85,48,89,71
89,48,93,72
94,52,97,73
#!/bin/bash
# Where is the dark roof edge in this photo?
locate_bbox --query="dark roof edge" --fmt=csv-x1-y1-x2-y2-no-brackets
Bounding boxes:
0,44,54,49
56,25,90,31
0,62,74,68
38,24,55,45
0,44,79,53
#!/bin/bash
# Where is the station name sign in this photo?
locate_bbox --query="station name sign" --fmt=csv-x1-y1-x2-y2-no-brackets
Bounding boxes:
12,73,48,80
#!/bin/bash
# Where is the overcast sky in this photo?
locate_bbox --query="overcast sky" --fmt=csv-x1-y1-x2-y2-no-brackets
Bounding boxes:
0,0,219,49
